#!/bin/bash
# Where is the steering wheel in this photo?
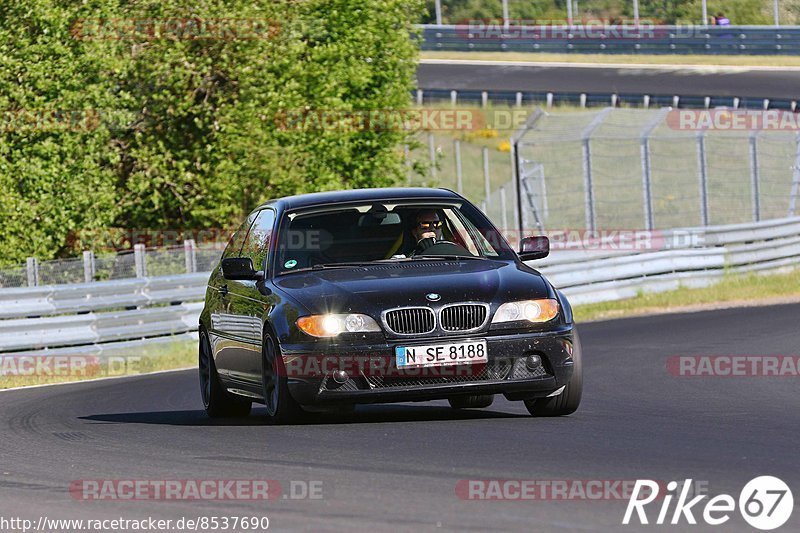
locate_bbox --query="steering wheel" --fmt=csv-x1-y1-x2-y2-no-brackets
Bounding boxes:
414,240,472,257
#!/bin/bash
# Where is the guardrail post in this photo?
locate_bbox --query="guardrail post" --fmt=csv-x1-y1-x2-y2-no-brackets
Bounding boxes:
450,90,457,106
697,131,710,226
416,89,423,106
546,92,553,108
26,257,39,287
134,243,147,278
749,131,761,222
454,140,463,194
515,92,522,107
482,147,491,206
83,250,95,283
184,239,197,274
481,91,488,108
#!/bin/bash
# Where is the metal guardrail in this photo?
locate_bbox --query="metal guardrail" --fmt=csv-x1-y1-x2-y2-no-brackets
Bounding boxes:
416,88,798,112
537,216,800,304
420,24,800,55
1,217,799,355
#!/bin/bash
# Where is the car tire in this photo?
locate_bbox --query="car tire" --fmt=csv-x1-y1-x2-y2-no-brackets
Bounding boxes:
524,330,583,417
448,394,494,409
199,329,252,418
262,331,306,425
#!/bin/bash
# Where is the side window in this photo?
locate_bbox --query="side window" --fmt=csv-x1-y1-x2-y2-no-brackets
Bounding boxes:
221,212,258,260
240,209,276,271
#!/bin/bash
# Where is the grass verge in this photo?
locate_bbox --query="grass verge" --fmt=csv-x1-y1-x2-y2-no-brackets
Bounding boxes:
0,339,196,390
573,268,800,322
421,51,800,68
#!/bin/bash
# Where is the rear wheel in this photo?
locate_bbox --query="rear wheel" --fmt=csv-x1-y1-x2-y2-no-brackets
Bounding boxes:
448,394,494,409
262,332,306,424
199,329,252,418
524,330,583,417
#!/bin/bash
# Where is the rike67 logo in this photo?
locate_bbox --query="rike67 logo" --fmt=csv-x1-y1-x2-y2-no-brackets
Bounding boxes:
623,477,794,530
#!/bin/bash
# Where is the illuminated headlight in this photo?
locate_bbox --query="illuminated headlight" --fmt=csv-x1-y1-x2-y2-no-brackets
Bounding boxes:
297,314,381,337
492,299,559,324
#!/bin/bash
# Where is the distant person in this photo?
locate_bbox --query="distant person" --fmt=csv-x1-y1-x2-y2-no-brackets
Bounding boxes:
716,12,730,26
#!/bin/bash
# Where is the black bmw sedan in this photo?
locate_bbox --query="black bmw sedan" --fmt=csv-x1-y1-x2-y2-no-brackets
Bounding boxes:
199,188,581,423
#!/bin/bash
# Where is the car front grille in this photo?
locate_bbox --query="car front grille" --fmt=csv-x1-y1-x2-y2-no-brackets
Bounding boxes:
384,307,435,335
440,304,488,332
363,360,512,389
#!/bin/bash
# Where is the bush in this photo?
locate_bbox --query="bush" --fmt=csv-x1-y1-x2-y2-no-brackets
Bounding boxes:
0,0,424,264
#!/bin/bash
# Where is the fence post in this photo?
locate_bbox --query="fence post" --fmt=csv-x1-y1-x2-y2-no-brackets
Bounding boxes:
428,133,437,180
454,140,463,194
580,108,612,231
482,147,491,207
500,185,509,230
403,144,411,185
789,134,800,217
639,108,669,231
184,239,197,274
83,250,95,283
134,243,147,278
749,131,761,222
509,144,520,231
697,131,710,226
26,257,39,287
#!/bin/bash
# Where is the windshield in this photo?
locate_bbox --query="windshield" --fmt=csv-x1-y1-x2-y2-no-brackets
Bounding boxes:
275,201,516,274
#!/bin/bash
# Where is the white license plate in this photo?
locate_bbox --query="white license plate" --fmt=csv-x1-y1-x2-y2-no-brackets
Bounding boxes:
395,340,488,369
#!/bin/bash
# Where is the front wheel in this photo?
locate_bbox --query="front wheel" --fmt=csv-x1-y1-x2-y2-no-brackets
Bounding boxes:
199,329,252,418
262,332,306,424
524,330,583,417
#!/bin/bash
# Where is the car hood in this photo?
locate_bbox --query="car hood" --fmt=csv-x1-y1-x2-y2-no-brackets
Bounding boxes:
272,259,553,315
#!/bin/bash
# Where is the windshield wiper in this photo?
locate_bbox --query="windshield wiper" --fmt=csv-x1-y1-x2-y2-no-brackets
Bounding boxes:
413,254,486,260
310,262,375,270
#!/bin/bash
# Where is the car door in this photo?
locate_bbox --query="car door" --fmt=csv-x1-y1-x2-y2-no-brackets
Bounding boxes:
208,212,258,384
226,208,277,391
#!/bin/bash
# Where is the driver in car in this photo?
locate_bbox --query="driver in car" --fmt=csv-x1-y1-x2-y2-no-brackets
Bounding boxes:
411,209,444,256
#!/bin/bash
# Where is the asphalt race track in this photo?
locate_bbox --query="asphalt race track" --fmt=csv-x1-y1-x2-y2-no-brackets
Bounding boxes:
418,60,800,99
1,303,798,532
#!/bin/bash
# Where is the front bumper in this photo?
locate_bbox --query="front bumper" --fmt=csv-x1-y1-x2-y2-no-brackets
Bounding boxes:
281,327,575,405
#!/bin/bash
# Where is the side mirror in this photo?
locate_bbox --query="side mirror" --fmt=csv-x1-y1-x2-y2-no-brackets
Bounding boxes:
518,236,549,261
221,257,265,281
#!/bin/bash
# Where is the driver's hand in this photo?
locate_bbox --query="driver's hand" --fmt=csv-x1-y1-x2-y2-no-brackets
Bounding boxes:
411,237,437,256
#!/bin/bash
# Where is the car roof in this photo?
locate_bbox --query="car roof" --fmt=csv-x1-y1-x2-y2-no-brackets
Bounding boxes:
260,187,462,211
